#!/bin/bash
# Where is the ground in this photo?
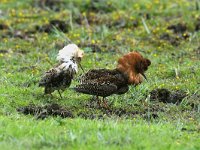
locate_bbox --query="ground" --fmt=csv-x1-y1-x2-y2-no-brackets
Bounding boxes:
0,0,200,149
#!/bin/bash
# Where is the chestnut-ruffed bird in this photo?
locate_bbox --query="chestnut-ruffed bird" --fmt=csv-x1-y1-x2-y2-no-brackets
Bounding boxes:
39,44,84,98
74,51,151,106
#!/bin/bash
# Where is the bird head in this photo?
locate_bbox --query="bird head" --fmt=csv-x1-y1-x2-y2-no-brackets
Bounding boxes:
57,44,84,71
117,51,151,85
57,44,84,63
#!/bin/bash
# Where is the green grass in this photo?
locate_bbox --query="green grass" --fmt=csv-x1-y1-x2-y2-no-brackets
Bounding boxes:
0,0,200,149
0,116,199,150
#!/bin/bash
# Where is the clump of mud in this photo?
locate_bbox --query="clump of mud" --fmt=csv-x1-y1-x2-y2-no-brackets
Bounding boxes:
17,103,73,119
150,88,187,104
159,32,190,46
159,33,180,46
158,23,190,46
0,23,8,30
1,30,35,41
35,20,69,33
33,0,66,11
0,50,9,54
167,23,187,33
83,0,115,13
195,17,200,31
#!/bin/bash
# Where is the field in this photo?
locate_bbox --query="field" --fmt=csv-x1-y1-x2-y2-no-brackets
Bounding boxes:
0,0,200,149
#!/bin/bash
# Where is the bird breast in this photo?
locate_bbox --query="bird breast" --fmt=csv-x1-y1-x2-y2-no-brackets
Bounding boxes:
58,61,78,75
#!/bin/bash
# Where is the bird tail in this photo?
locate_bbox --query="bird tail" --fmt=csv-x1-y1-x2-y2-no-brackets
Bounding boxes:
68,87,77,91
38,81,45,87
68,87,85,93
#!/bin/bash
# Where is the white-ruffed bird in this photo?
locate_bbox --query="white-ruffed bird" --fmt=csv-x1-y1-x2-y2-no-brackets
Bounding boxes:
39,44,84,98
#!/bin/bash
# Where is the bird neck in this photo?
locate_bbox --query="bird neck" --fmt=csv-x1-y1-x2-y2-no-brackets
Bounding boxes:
60,57,77,64
58,59,78,74
70,57,76,63
117,64,142,85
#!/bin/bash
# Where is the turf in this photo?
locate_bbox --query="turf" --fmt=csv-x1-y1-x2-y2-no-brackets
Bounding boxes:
0,0,199,149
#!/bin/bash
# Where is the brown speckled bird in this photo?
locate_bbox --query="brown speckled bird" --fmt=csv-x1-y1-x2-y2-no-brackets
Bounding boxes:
74,51,151,107
39,44,84,98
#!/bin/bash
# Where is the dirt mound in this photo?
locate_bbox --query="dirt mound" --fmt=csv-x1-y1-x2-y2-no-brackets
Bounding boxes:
159,33,180,46
159,31,190,46
33,0,66,11
35,20,69,33
157,23,190,46
0,50,9,54
17,101,163,120
17,103,73,119
0,23,8,30
167,23,187,33
83,0,115,13
150,88,187,104
195,18,200,31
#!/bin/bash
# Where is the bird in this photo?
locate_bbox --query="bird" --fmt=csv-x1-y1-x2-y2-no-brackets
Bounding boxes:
74,51,151,107
39,44,84,98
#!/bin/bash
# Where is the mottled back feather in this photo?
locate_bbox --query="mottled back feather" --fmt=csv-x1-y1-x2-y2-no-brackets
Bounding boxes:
74,69,129,97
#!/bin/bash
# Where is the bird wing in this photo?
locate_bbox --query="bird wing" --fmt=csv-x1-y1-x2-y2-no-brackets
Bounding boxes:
79,69,120,83
39,68,59,86
74,71,127,97
39,61,78,87
74,80,118,97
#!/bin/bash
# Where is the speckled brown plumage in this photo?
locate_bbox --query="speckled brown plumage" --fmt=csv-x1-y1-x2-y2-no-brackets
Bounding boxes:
39,61,77,97
76,69,129,97
74,51,151,106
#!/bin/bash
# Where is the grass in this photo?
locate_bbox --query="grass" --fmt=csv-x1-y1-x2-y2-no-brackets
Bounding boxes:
0,0,200,149
0,116,199,150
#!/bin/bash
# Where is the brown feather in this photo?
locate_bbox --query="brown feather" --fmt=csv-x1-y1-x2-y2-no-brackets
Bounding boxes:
75,69,129,97
117,51,151,85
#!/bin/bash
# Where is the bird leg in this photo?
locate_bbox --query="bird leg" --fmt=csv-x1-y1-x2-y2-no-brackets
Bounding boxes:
78,63,85,73
96,96,103,108
57,90,63,99
43,92,53,98
102,97,109,109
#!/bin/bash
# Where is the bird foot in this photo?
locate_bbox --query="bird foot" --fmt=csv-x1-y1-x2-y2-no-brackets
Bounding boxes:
97,98,110,109
102,99,109,109
93,96,110,109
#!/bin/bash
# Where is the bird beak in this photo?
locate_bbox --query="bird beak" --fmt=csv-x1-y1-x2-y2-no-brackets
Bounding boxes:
77,49,84,73
141,72,147,81
78,63,85,73
77,49,84,58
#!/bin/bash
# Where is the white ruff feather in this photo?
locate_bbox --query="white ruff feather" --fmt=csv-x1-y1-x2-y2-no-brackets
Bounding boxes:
57,44,79,62
58,61,78,74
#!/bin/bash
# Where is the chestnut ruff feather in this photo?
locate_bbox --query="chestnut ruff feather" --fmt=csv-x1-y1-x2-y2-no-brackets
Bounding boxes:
117,51,151,84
